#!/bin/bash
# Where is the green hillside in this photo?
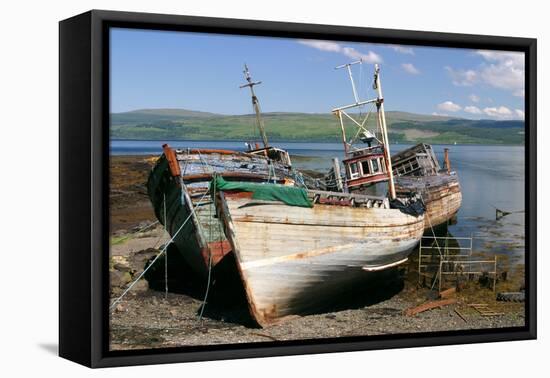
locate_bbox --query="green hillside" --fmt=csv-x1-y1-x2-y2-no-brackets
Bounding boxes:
110,109,525,145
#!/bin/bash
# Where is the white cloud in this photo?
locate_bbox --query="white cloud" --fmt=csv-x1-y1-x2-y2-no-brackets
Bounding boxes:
437,101,462,112
432,112,449,117
401,63,420,75
341,47,382,63
479,63,524,91
514,89,525,98
388,45,414,55
298,39,382,63
476,50,524,67
446,50,525,95
469,94,480,103
464,106,482,114
515,109,525,119
445,66,478,86
298,40,341,52
482,106,513,119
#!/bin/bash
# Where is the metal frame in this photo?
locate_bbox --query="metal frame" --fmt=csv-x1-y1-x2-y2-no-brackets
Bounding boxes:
59,9,537,368
418,235,474,286
438,257,498,293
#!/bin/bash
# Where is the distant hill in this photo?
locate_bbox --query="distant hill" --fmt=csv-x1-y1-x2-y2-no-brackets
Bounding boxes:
110,108,221,125
110,108,525,145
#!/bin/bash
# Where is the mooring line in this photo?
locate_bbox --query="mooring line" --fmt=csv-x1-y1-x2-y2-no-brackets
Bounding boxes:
109,189,210,312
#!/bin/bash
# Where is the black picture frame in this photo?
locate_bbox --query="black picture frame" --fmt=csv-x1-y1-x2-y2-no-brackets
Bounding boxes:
59,9,537,368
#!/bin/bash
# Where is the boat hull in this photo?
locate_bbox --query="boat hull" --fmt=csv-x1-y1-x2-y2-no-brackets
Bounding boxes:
394,173,462,230
147,148,294,278
217,192,425,326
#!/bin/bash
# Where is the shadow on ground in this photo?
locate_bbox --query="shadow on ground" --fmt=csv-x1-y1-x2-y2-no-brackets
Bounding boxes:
144,245,406,328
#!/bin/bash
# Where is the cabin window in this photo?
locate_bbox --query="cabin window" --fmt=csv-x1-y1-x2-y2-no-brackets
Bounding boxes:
349,162,359,179
361,160,371,176
371,158,380,173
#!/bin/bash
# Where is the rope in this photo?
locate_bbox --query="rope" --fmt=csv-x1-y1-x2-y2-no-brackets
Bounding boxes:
163,194,168,299
109,189,210,312
111,220,160,245
416,189,445,291
199,173,217,321
197,150,212,174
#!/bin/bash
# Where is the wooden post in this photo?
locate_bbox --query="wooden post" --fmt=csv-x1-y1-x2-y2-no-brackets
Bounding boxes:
332,157,344,192
493,256,497,292
162,144,181,177
418,238,423,285
444,148,451,173
439,258,443,292
335,110,348,155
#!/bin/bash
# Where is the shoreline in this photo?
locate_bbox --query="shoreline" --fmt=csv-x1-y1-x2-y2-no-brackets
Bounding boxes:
109,155,525,350
111,138,526,146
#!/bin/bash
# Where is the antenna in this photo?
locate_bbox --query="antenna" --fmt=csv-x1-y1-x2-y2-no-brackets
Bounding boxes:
240,64,269,149
335,59,362,104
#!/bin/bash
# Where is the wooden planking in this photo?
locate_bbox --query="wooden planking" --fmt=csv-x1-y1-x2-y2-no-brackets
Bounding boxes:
233,221,422,262
395,173,462,229
239,236,420,321
227,198,423,228
425,190,462,228
221,193,424,326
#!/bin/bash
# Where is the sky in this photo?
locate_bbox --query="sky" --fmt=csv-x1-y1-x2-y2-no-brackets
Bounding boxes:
110,28,525,120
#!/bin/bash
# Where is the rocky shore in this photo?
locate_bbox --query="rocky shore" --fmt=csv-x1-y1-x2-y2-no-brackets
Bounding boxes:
109,155,525,351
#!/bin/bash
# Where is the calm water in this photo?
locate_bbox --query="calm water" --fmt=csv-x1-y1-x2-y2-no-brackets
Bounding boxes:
111,140,526,268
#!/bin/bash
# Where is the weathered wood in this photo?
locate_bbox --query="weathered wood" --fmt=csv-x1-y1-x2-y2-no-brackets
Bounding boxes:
439,287,456,299
395,173,462,230
469,303,504,316
147,148,296,278
454,308,468,322
404,298,457,316
392,143,440,175
219,191,425,327
308,189,386,202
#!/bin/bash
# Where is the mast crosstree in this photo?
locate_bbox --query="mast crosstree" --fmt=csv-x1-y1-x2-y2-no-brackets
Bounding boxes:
332,61,397,200
240,64,269,149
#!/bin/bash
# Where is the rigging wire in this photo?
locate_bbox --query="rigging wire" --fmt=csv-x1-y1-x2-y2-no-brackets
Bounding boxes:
163,194,168,299
109,189,211,312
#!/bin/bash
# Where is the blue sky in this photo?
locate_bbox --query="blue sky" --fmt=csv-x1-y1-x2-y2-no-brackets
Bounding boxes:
111,28,525,120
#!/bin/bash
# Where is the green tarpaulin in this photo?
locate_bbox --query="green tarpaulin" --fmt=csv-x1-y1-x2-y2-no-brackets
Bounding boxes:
210,176,313,208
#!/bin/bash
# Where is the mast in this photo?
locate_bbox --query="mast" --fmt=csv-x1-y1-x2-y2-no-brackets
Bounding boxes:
335,60,362,104
333,59,377,155
240,64,269,149
373,64,397,200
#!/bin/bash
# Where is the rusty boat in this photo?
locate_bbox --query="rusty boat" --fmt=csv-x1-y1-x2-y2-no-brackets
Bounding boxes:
336,143,462,231
147,65,295,277
206,63,424,326
391,143,462,230
147,63,424,327
213,178,424,326
324,61,462,231
147,145,295,278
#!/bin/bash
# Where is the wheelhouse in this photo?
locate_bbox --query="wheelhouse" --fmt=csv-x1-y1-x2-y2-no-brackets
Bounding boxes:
343,147,390,189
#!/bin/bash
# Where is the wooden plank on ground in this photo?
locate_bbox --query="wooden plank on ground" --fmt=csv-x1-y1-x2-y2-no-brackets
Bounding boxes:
405,298,457,316
439,287,456,299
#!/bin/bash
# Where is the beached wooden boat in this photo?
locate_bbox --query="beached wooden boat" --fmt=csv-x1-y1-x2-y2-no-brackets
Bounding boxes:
147,145,295,278
392,143,462,230
322,62,462,231
147,65,296,277
148,63,425,326
203,64,425,326
212,178,424,326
